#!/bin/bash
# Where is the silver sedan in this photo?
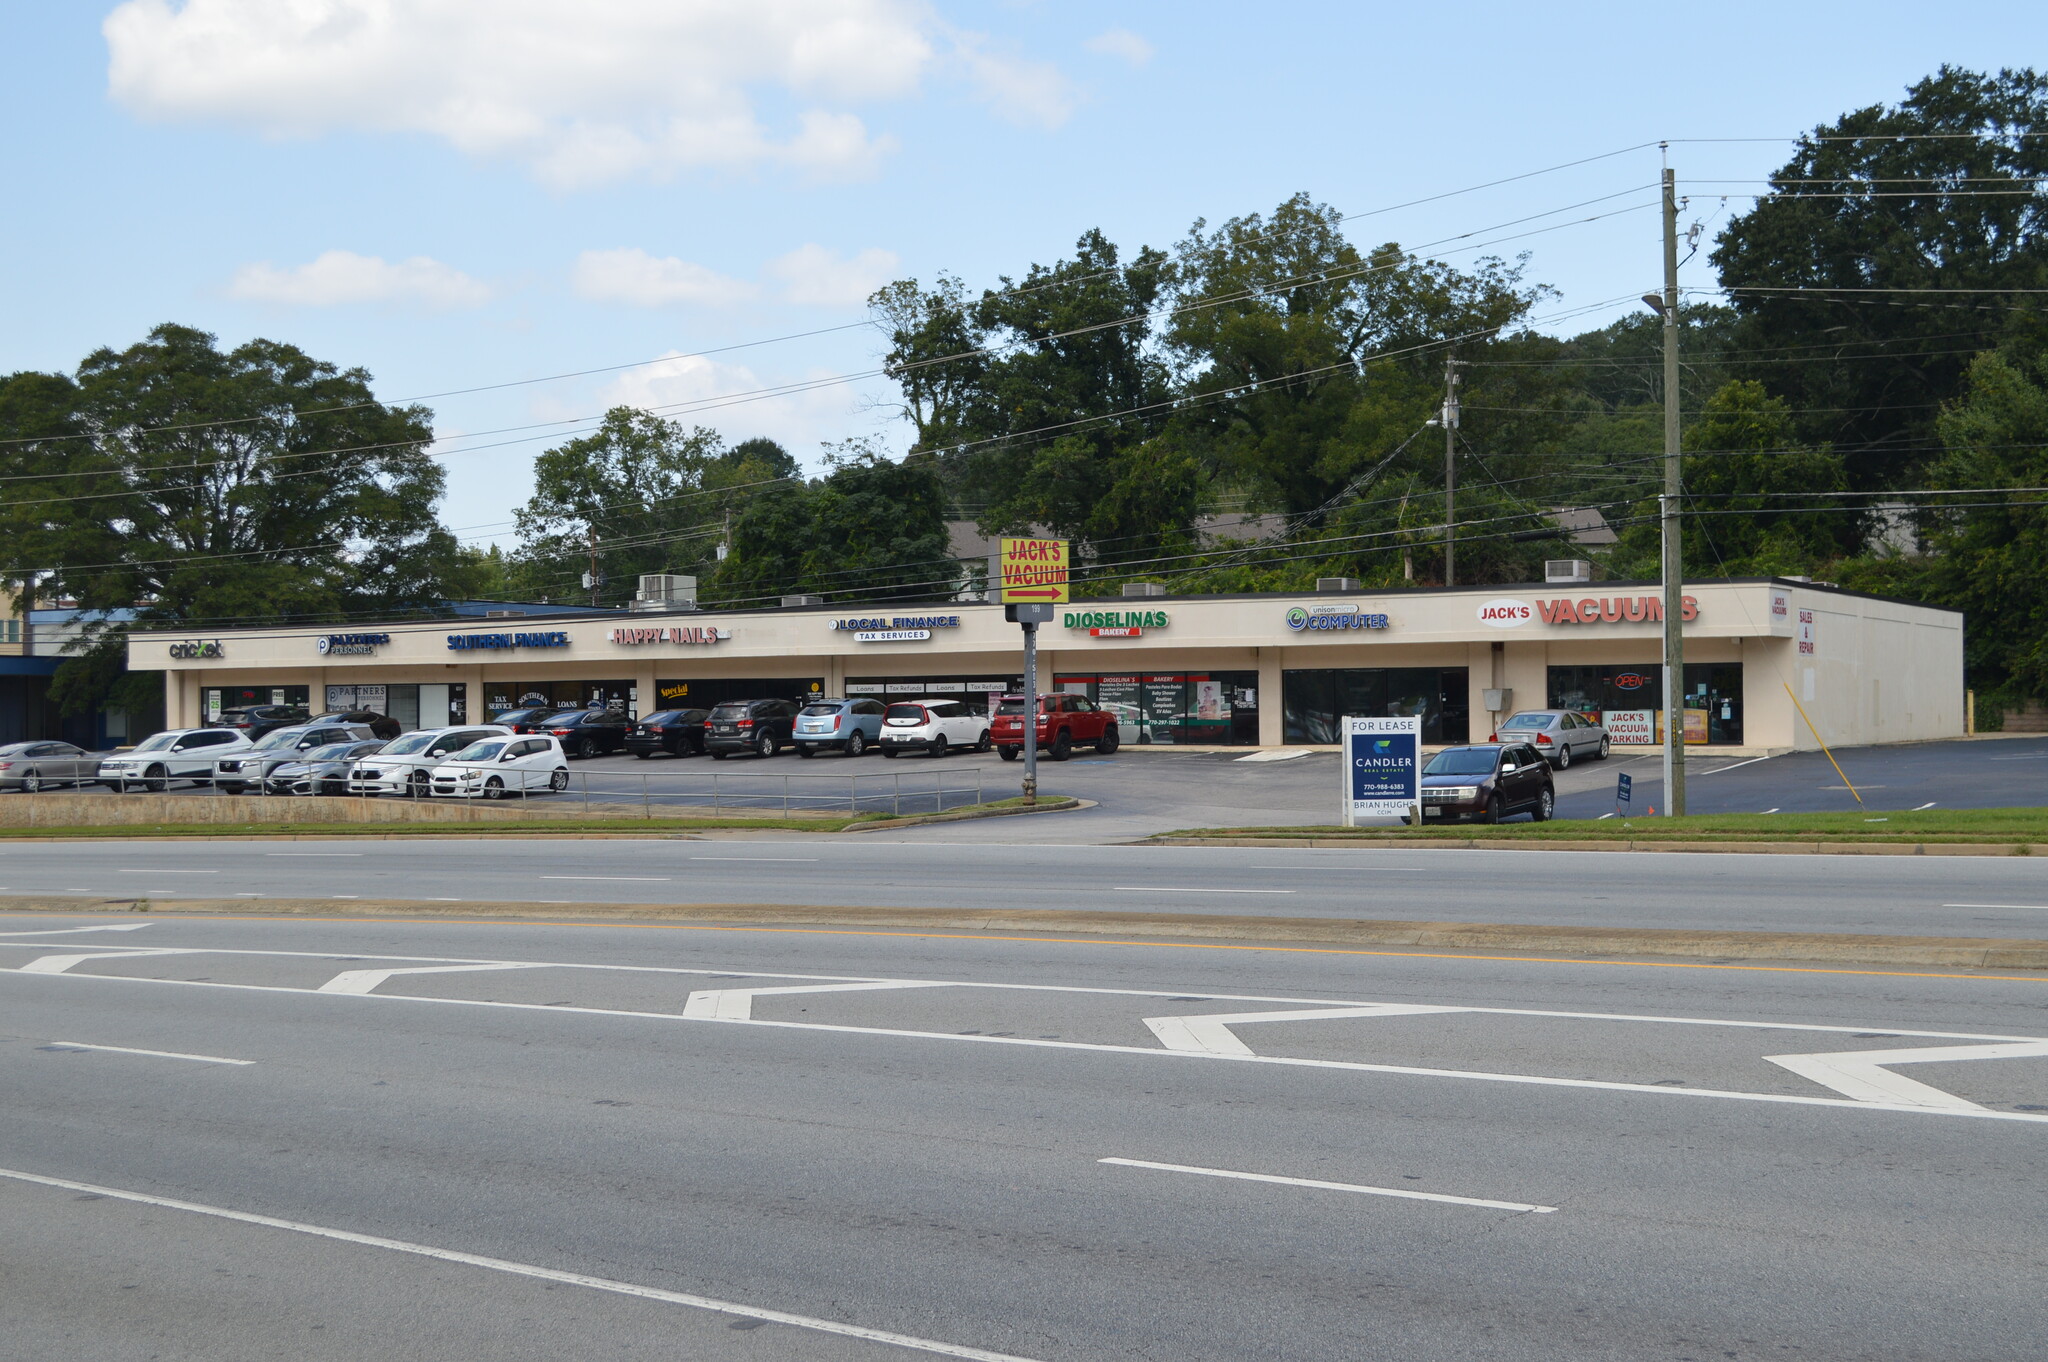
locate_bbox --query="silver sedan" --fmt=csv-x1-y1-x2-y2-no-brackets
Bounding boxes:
0,740,102,791
1491,709,1609,768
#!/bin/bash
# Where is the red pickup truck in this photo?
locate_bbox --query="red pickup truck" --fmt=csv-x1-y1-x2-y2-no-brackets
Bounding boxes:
990,693,1120,761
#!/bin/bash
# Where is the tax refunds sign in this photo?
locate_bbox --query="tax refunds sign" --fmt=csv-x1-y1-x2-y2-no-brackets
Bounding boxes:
1342,714,1421,826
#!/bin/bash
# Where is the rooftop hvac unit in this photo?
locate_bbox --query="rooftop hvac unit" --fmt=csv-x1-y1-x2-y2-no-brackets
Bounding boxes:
634,573,697,605
1121,582,1166,597
1316,577,1361,593
781,594,824,608
1544,560,1594,584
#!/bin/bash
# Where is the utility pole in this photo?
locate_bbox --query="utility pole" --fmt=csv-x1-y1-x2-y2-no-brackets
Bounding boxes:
1659,160,1686,817
586,526,600,608
1442,356,1461,586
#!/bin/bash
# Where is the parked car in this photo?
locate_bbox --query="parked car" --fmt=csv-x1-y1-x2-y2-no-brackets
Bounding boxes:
705,699,799,760
428,734,570,799
991,692,1118,762
624,709,710,759
264,739,388,796
1411,742,1554,824
538,707,632,759
348,726,513,798
1490,709,1609,769
305,709,402,740
879,698,991,758
0,740,102,792
98,728,252,792
213,723,379,793
209,704,309,740
794,697,886,758
484,707,562,735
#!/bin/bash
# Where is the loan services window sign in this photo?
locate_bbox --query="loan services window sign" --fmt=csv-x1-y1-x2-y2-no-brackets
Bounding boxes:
1342,714,1421,823
610,625,729,646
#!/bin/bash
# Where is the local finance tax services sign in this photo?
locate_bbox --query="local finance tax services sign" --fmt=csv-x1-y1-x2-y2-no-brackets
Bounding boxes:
1342,714,1420,824
999,537,1069,604
610,625,728,646
1478,595,1698,627
317,632,390,656
833,614,960,643
1066,608,1167,638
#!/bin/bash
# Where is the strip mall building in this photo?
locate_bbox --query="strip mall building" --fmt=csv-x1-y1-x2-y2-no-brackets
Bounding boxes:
129,578,1961,751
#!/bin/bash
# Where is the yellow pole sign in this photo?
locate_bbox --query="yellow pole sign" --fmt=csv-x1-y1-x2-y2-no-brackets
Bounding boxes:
999,537,1070,604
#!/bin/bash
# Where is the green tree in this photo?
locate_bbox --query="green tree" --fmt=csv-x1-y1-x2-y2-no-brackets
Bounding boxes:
1711,66,2048,487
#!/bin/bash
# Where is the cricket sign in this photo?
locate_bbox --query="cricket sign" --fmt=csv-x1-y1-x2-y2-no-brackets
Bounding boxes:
1341,714,1421,825
999,537,1069,604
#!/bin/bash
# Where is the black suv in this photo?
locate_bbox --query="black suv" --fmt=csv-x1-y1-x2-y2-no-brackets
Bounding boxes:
211,704,308,739
485,707,562,734
1413,742,1554,824
625,709,710,758
306,709,402,740
705,699,798,759
538,708,632,759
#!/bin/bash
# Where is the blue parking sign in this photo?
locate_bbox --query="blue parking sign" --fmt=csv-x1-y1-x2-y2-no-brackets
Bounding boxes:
1342,715,1421,823
1616,772,1632,809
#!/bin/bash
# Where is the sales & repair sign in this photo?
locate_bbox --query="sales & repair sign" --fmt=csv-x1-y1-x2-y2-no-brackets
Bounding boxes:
999,537,1070,604
1342,714,1420,824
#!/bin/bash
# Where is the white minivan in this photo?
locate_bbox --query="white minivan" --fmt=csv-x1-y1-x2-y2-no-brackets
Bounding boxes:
879,699,991,758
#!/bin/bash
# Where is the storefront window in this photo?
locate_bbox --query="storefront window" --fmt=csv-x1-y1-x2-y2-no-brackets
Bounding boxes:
1056,672,1258,745
651,678,824,711
1546,664,1743,744
847,676,1020,715
203,685,310,722
1282,669,1469,745
483,679,640,717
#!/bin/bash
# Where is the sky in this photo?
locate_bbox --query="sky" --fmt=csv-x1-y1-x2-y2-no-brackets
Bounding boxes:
3,1,2044,551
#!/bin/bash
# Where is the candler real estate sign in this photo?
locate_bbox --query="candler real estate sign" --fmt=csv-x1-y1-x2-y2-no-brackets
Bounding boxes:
1341,714,1422,825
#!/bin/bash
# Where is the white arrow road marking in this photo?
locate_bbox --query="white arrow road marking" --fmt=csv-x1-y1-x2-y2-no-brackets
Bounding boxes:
0,923,155,937
1146,1004,1466,1057
318,963,551,995
1099,1158,1557,1214
683,980,951,1021
17,949,199,974
1766,1040,2048,1112
0,1166,1046,1362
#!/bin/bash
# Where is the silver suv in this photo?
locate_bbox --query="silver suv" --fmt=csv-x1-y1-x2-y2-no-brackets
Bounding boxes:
98,728,251,792
794,697,886,758
214,723,378,794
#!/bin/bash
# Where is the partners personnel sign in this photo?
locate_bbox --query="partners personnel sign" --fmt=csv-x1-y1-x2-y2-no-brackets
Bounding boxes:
999,537,1069,604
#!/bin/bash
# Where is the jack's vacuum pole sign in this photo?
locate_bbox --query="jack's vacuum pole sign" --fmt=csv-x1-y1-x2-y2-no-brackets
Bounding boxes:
999,537,1070,604
1342,714,1421,825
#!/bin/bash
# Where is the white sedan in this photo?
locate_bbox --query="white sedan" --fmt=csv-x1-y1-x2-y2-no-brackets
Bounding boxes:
427,735,570,800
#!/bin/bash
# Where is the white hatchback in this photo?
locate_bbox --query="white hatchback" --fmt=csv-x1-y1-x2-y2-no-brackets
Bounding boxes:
427,735,570,799
349,725,512,797
879,698,990,758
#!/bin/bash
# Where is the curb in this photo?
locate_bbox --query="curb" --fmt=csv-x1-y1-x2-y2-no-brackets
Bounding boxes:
1141,836,2047,856
848,797,1090,832
6,897,2044,970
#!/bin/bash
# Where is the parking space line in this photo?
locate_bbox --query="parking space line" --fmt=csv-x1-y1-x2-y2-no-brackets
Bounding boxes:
689,857,820,862
266,853,364,857
540,876,671,882
1099,1158,1556,1213
1944,903,2048,910
0,1166,1045,1362
44,1041,253,1066
115,869,217,874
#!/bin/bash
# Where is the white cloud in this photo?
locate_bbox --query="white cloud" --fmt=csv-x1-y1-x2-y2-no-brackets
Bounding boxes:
227,249,491,307
766,244,902,306
572,248,758,307
102,0,1058,187
599,351,883,464
1083,28,1152,67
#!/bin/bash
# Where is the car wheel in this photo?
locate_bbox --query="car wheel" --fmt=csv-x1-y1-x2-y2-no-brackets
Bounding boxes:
483,776,506,800
1597,735,1611,759
974,729,992,753
1554,743,1572,770
633,750,652,760
998,746,1019,762
845,730,866,758
756,732,778,759
408,771,431,799
929,735,947,758
218,781,246,796
575,736,596,760
1048,730,1072,761
1533,786,1555,822
142,765,168,794
711,750,728,761
883,748,900,759
1482,793,1503,824
20,770,42,793
1096,725,1119,754
797,743,815,759
549,768,569,792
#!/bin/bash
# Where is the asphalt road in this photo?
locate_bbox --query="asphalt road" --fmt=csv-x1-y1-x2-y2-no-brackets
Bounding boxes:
8,837,2048,939
4,910,2045,1360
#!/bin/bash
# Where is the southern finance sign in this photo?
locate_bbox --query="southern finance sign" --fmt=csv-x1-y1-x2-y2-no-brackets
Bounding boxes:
1342,714,1421,824
999,537,1069,604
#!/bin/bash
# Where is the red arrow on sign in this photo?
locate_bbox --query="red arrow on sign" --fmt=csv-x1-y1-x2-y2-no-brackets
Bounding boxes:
1005,588,1064,598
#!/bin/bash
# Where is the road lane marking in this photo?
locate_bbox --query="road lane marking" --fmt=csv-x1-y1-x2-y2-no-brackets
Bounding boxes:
19,949,199,974
115,869,217,874
1146,1004,1467,1057
266,853,364,857
683,979,950,1021
1914,802,1938,810
1696,755,1774,774
540,876,671,882
1944,903,2048,910
1109,887,1295,894
15,964,2048,1124
1761,808,1780,814
319,963,551,995
1766,1039,2048,1111
0,924,154,937
1099,1159,1556,1213
689,857,820,862
43,1041,252,1066
0,1167,1045,1362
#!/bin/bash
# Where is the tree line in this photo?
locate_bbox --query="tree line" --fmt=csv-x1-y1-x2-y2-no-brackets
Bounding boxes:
3,66,2045,720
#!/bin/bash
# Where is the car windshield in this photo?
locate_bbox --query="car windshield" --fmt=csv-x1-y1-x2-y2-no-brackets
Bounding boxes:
253,728,308,750
131,733,178,752
709,704,750,720
801,703,842,717
995,698,1029,715
1425,748,1500,776
305,743,367,760
1499,712,1551,729
884,703,927,723
449,740,506,762
383,733,437,755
